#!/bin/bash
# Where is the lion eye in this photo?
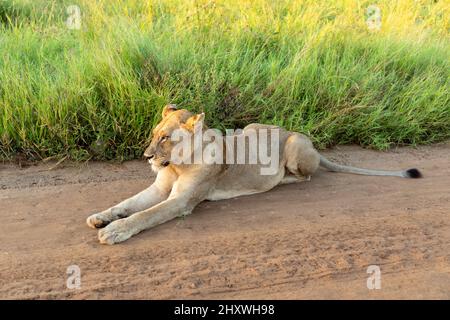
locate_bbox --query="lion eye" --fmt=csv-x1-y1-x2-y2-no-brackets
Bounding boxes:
160,136,169,143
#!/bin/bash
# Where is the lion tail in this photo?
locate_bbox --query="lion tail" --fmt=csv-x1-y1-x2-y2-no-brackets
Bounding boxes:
319,155,422,178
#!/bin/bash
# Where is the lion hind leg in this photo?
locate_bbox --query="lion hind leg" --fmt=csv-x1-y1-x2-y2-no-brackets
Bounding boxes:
284,133,320,179
280,174,311,185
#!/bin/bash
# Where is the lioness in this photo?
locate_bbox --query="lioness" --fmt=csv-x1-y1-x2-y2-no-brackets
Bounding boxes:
87,105,422,244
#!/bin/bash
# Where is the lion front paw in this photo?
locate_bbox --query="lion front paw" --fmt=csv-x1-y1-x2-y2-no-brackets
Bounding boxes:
98,220,134,245
86,213,111,229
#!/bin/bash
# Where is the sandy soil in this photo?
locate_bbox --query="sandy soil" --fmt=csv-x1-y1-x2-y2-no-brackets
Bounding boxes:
1,144,449,299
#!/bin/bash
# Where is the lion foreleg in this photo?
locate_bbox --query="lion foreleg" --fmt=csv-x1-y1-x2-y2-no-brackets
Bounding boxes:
86,168,177,229
97,172,213,244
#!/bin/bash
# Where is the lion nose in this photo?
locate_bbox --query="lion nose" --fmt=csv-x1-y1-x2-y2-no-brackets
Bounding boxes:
144,154,154,160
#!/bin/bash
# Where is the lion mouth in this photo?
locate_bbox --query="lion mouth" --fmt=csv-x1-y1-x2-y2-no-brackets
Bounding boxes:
148,159,170,167
162,160,170,167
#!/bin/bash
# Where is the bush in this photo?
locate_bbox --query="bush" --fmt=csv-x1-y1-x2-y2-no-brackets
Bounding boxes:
0,0,449,160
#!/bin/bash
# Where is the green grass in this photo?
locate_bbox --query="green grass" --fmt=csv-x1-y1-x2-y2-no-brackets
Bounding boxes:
0,0,449,161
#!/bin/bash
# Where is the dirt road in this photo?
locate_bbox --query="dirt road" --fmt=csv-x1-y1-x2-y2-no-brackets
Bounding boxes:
1,144,449,299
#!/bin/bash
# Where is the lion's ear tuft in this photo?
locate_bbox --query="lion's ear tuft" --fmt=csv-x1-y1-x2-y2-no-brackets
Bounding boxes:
185,113,205,129
162,104,178,118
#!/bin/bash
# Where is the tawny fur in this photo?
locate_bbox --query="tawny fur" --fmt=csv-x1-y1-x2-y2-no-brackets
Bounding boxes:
87,105,422,244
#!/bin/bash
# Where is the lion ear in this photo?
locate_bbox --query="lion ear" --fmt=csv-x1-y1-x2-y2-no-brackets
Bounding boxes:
162,104,178,118
185,113,205,130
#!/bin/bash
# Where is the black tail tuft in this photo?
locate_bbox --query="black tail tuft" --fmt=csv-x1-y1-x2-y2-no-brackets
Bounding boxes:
405,168,422,179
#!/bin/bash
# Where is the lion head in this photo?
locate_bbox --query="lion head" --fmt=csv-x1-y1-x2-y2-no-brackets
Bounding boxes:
144,104,205,172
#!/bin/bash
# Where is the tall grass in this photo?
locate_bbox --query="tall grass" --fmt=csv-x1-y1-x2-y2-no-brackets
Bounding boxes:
0,0,449,161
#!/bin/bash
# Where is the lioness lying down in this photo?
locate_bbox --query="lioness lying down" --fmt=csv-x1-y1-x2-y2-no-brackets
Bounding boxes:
87,105,422,244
